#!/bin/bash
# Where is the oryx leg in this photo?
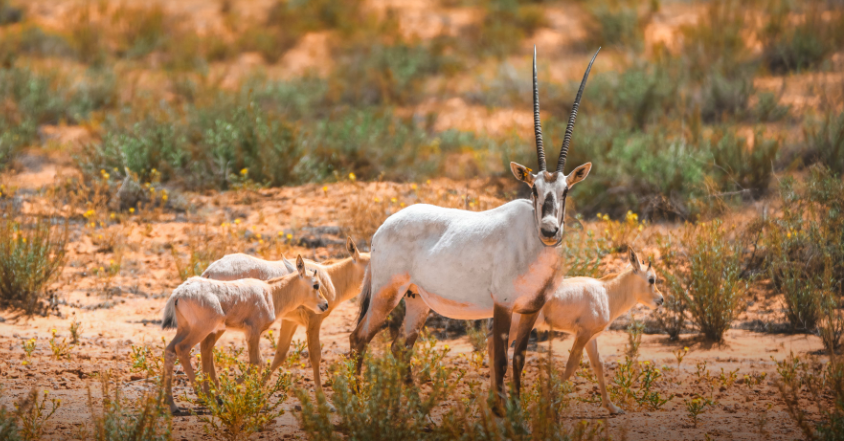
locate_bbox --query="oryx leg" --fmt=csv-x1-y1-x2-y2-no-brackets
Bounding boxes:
268,320,299,372
510,311,540,398
585,337,623,414
490,304,513,416
560,332,592,382
390,291,429,383
245,324,265,368
349,276,408,373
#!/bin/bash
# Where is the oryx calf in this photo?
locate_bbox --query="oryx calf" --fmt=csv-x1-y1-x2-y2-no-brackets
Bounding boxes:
202,237,370,390
509,249,663,414
161,255,330,415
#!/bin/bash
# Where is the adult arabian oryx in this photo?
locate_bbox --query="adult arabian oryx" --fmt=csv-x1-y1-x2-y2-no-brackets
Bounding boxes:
350,47,600,413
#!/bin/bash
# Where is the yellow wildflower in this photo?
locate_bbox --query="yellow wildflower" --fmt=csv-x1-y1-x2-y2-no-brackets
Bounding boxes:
129,208,135,214
241,168,248,176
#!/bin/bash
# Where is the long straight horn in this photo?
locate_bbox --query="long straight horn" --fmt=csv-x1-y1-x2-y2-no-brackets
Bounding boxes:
533,45,546,171
557,47,600,173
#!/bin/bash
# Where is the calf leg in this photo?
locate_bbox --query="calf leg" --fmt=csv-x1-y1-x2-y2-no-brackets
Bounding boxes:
164,329,188,415
560,333,592,382
490,304,513,416
585,338,623,414
390,293,429,383
511,312,540,398
173,329,208,410
199,329,225,396
268,320,299,372
306,315,326,389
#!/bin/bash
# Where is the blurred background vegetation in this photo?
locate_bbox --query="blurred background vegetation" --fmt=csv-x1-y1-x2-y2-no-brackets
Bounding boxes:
0,0,841,221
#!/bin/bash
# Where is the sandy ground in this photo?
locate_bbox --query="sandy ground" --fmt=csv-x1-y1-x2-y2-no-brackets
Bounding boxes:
0,153,829,441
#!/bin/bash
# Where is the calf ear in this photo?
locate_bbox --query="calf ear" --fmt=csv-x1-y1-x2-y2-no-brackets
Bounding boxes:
346,236,360,262
296,255,306,279
283,257,296,273
566,162,592,188
510,162,535,186
629,249,643,272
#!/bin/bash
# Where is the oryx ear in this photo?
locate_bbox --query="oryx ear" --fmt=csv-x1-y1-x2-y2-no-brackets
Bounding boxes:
510,162,535,186
629,249,643,272
346,236,360,262
296,255,306,279
566,162,592,188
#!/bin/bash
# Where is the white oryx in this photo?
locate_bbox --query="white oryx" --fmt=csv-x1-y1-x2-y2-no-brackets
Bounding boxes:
351,47,600,412
509,249,664,414
161,255,330,415
202,237,370,390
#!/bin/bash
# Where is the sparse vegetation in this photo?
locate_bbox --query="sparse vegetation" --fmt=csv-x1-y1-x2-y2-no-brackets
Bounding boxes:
87,371,172,441
663,220,749,342
193,348,290,441
0,191,69,315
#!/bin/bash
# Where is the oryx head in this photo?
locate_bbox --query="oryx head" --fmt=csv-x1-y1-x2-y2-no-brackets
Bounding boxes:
511,47,599,247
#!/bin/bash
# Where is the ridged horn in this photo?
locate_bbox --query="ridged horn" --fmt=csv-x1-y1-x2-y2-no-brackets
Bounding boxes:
533,45,546,171
557,47,600,173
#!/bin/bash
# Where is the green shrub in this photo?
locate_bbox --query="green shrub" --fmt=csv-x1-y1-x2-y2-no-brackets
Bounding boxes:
0,192,69,315
665,220,749,342
761,0,844,73
753,91,790,123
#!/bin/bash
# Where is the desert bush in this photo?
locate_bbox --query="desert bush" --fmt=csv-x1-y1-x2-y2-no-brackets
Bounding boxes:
0,394,22,441
775,353,844,440
329,38,459,106
585,62,679,131
663,220,749,342
584,0,653,50
561,218,610,277
700,69,754,123
171,223,233,281
803,111,844,176
193,349,289,441
761,0,844,73
753,91,790,123
461,0,549,59
87,371,172,441
297,346,461,441
679,0,749,80
708,128,780,198
766,167,844,333
13,389,60,441
0,193,69,315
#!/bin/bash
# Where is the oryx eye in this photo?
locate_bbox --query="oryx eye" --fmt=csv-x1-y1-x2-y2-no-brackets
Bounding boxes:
648,277,655,285
313,284,319,289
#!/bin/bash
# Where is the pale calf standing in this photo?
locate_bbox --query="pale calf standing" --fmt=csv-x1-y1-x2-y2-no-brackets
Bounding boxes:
161,255,330,415
201,253,298,281
202,237,370,390
509,249,663,414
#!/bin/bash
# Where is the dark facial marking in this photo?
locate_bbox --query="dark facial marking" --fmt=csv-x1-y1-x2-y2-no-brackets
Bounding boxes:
541,192,555,218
